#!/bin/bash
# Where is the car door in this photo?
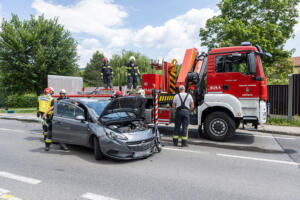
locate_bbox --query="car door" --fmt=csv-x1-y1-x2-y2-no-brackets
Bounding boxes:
52,101,89,145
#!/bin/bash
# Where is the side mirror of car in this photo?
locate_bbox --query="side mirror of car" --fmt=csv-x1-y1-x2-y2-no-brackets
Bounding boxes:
75,115,85,122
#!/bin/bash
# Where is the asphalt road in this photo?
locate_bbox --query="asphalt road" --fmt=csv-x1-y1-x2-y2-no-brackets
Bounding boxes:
0,119,300,200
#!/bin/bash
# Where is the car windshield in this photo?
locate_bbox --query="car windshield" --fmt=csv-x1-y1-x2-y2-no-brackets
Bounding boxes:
86,101,109,117
101,112,136,122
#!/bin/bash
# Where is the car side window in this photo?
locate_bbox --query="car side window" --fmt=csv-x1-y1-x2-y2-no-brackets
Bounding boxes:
56,101,83,120
215,54,249,75
75,106,84,118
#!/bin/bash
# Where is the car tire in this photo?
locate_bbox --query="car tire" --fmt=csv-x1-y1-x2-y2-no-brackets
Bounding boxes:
93,136,104,160
204,111,236,141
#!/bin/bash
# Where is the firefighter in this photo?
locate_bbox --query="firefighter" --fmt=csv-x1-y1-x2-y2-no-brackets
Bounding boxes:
37,87,55,142
100,57,113,89
172,85,194,147
42,88,68,151
126,56,140,91
57,89,68,100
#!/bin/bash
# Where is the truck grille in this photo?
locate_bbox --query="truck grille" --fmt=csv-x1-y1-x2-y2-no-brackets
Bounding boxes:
127,138,155,151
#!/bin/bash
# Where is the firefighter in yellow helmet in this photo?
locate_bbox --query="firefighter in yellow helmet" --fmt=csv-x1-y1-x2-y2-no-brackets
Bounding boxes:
37,87,55,141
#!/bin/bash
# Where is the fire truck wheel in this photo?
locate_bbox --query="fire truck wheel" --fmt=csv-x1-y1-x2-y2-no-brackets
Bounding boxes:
204,111,236,141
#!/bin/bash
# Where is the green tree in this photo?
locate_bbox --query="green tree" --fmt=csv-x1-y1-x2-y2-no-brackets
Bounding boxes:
0,14,78,96
199,0,299,84
83,51,105,87
109,50,152,86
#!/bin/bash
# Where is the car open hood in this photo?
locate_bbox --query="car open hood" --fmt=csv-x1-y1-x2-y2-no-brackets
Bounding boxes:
99,96,147,120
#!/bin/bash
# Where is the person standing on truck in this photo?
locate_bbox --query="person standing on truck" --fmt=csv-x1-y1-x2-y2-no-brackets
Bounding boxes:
100,57,113,89
126,56,140,91
172,85,194,147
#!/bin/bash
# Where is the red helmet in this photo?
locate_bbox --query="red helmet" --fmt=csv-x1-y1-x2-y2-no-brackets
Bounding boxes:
44,87,54,95
102,57,108,63
116,90,123,97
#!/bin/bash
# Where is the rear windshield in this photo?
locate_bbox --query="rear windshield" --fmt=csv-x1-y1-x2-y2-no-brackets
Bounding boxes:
86,101,109,117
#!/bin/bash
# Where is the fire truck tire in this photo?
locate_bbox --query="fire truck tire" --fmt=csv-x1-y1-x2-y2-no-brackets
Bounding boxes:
204,111,236,141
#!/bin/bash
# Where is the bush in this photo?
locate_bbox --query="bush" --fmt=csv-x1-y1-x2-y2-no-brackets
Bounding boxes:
4,93,37,108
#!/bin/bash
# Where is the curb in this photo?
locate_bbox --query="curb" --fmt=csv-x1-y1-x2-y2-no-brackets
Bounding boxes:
161,136,285,154
255,129,300,137
0,116,39,123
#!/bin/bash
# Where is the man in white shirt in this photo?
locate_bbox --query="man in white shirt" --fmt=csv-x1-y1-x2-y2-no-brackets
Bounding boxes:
172,85,194,147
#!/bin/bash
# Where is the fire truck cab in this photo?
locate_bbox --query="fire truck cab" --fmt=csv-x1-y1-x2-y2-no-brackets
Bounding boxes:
143,42,271,141
196,42,269,140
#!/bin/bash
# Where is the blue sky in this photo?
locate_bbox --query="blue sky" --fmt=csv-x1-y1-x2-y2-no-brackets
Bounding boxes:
0,0,299,67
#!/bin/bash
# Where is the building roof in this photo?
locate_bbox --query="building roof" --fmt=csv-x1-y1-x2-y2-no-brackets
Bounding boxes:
291,57,300,67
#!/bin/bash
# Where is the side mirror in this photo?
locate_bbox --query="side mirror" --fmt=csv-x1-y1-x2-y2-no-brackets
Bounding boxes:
247,52,257,75
75,115,85,122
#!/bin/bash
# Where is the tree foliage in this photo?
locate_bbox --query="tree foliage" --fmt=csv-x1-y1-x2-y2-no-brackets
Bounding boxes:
0,14,78,95
199,0,299,84
83,51,105,87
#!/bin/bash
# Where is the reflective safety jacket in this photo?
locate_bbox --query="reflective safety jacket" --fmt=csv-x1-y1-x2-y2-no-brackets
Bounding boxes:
126,63,139,77
101,64,113,76
38,95,54,115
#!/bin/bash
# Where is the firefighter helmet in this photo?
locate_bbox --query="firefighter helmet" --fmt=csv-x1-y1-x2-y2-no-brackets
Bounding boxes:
115,90,123,97
102,57,108,63
44,87,54,95
129,56,135,62
60,89,67,94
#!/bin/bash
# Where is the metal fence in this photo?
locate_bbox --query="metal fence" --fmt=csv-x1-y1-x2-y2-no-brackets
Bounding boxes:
268,85,288,115
268,74,300,116
292,74,300,116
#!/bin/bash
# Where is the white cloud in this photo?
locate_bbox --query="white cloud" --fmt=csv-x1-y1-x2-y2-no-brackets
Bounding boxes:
77,38,103,67
32,0,218,65
133,8,217,62
32,0,132,47
0,4,3,25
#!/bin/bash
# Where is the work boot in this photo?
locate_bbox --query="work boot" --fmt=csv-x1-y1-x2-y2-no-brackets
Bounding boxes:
45,146,50,151
173,139,178,146
60,143,69,151
181,140,188,147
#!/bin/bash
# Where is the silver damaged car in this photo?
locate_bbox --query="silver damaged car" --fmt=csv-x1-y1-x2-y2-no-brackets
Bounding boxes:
51,96,160,160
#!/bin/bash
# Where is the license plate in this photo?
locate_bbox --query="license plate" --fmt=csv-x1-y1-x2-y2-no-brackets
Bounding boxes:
133,149,152,158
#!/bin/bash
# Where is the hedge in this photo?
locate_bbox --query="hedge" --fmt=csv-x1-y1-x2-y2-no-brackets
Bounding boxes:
4,93,37,108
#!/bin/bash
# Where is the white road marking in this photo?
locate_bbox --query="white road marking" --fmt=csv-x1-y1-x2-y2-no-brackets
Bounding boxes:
0,128,23,133
0,171,41,184
0,188,10,194
162,147,208,154
217,153,300,166
82,193,118,200
236,133,296,140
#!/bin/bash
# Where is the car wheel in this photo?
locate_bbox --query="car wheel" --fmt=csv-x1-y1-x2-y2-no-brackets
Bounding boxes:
204,111,236,141
93,136,104,160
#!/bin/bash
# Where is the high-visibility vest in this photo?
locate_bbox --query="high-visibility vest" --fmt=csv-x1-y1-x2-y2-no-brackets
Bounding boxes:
38,96,54,115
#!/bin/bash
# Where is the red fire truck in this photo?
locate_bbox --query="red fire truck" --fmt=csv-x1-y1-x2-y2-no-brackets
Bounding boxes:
142,42,271,141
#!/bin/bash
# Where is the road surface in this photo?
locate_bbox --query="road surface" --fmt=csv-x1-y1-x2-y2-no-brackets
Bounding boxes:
0,119,300,200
